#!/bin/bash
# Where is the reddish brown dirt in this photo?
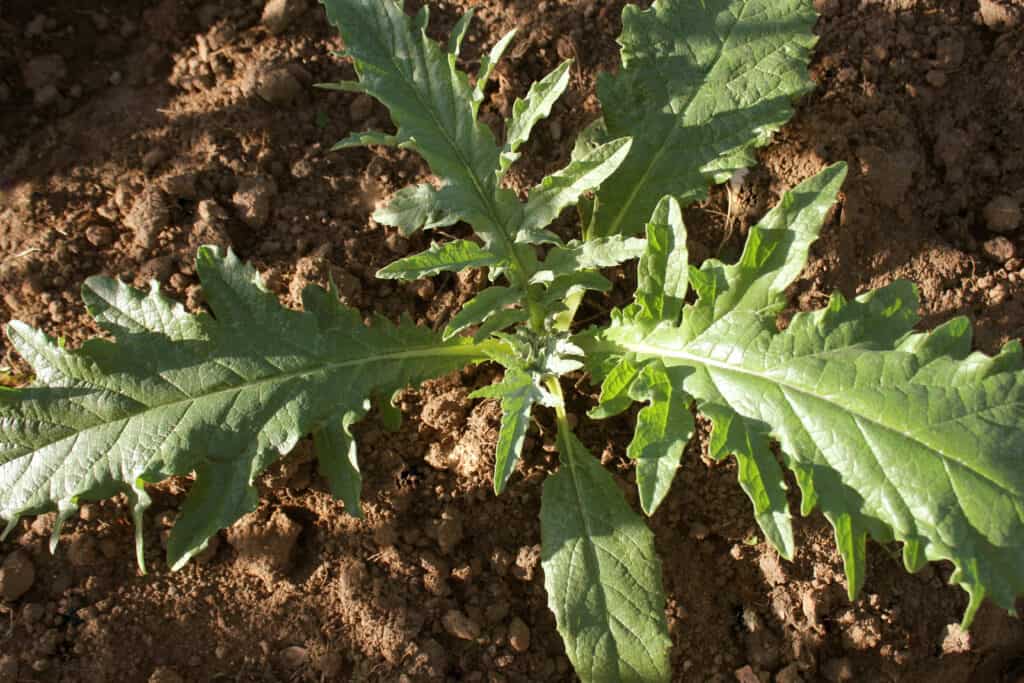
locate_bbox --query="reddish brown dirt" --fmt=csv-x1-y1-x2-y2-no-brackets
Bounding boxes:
2,1,1024,682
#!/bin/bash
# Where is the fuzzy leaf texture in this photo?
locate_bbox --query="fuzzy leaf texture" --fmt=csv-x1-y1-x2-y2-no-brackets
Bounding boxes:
0,248,491,569
588,0,818,238
589,163,1024,625
542,421,672,683
321,0,630,296
320,0,526,274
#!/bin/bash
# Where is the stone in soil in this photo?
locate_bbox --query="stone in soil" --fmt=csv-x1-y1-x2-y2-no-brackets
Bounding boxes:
349,94,374,122
983,195,1022,233
977,0,1022,30
941,623,972,654
508,617,530,653
257,67,303,106
0,654,19,681
22,54,66,93
0,550,35,601
225,508,302,585
85,224,116,248
436,510,464,555
148,667,184,683
442,609,481,641
982,236,1015,264
279,645,309,669
126,186,171,250
262,0,308,35
734,665,761,683
232,176,275,229
511,544,540,582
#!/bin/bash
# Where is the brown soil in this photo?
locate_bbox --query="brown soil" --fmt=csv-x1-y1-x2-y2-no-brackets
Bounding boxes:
2,0,1024,682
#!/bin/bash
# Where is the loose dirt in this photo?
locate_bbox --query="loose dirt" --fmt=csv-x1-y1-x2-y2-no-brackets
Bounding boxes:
2,0,1023,681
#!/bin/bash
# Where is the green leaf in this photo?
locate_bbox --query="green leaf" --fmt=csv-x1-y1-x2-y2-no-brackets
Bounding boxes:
500,61,573,173
680,163,847,339
473,308,530,341
520,137,633,243
373,184,458,237
376,392,402,432
541,423,672,683
329,130,402,151
445,287,521,340
321,0,533,280
589,0,819,237
0,248,493,568
471,369,542,494
635,196,688,326
314,409,366,519
589,356,643,420
592,164,1024,626
448,9,473,56
533,235,646,284
474,29,517,115
539,272,613,307
705,403,794,559
376,240,501,280
627,362,693,516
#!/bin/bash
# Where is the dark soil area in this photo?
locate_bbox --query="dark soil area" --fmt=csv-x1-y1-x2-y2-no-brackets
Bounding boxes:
2,0,1024,681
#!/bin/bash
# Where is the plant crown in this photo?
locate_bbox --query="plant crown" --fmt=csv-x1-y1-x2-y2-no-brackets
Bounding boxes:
1,1,1022,681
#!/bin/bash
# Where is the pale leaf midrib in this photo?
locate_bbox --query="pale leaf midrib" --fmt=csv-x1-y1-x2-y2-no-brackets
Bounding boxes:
600,0,752,238
367,11,531,282
621,339,1023,499
559,435,658,679
4,342,485,472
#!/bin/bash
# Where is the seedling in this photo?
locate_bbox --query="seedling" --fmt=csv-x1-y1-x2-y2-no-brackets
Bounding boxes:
2,1,1021,681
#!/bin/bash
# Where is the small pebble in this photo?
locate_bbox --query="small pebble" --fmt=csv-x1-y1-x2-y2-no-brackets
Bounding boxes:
79,503,100,521
0,655,18,680
262,0,308,35
232,176,276,229
142,147,168,172
941,623,972,654
436,512,464,554
126,186,171,250
983,195,1022,233
279,645,309,669
982,236,1015,264
508,617,531,653
148,667,184,683
0,550,35,601
734,665,760,683
85,224,116,248
442,609,481,641
349,94,374,122
775,662,803,683
925,69,947,88
257,68,303,106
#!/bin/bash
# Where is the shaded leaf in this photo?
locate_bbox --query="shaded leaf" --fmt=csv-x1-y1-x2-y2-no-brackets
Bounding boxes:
501,61,573,173
541,423,672,683
445,287,521,340
376,240,501,280
590,0,818,237
471,369,542,493
373,184,459,237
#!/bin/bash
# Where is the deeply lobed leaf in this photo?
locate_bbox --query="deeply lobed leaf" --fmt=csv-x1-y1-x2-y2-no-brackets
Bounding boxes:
587,163,1024,624
0,248,494,568
589,0,818,238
